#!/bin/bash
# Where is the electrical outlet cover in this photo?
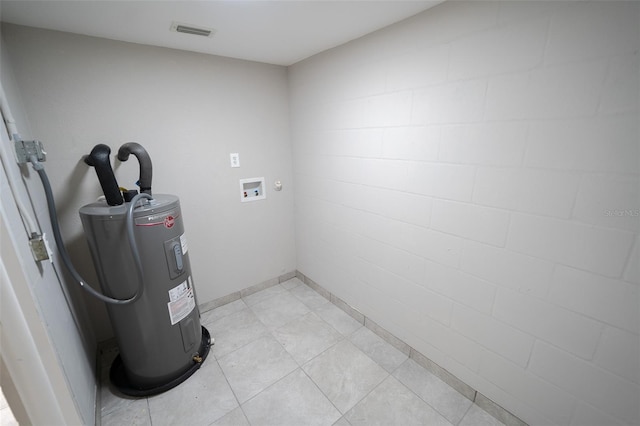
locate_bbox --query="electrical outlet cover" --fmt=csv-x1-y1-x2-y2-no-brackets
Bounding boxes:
230,153,240,168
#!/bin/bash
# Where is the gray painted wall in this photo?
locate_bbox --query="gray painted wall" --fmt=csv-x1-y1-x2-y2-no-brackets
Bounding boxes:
2,23,295,423
1,32,96,426
2,24,297,341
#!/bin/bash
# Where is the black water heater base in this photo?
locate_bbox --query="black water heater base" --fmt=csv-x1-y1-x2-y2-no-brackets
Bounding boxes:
109,326,212,397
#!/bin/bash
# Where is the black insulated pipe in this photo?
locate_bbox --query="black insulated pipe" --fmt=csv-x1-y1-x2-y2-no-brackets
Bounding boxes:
117,142,153,195
84,144,124,206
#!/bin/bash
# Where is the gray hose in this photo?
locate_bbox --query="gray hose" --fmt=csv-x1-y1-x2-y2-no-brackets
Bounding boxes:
126,192,153,297
32,156,147,305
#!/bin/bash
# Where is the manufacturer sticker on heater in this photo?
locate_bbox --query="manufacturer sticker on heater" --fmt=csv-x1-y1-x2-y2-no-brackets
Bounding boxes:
167,278,195,325
180,234,188,254
164,215,175,229
135,209,179,227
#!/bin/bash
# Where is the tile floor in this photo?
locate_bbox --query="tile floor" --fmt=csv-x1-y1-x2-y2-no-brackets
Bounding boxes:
1,388,18,426
100,278,505,426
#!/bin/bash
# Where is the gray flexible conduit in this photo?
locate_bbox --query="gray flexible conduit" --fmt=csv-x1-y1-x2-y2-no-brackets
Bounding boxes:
32,156,149,305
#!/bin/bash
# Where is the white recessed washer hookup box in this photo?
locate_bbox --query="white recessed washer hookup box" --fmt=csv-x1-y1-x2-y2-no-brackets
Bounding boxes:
240,177,266,202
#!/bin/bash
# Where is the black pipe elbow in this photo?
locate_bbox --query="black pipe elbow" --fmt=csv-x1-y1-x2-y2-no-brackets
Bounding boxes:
117,142,153,196
84,144,124,206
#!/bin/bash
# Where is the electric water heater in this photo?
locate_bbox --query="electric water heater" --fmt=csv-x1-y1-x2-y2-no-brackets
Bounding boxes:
79,143,210,396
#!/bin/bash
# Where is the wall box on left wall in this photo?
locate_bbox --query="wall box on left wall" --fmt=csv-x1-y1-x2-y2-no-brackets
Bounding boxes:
240,177,266,202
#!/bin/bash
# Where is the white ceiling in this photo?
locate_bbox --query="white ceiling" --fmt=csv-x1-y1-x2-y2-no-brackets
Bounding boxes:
0,1,444,66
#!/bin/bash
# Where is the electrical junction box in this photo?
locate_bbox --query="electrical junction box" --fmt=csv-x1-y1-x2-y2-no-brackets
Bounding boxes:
14,139,46,163
240,177,266,202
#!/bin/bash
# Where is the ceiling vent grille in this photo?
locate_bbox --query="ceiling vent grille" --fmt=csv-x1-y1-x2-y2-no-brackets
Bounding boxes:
170,22,215,38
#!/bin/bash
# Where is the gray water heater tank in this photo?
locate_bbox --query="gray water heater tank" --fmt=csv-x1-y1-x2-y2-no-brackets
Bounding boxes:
80,194,210,395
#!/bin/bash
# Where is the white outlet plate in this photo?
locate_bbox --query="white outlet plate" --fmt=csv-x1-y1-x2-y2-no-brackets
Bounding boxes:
230,153,240,168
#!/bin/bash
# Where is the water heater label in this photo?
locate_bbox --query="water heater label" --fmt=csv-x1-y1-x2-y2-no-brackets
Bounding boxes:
180,234,188,254
135,210,180,227
167,278,195,325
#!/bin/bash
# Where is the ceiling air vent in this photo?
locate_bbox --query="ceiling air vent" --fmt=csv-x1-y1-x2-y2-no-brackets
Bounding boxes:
170,22,215,38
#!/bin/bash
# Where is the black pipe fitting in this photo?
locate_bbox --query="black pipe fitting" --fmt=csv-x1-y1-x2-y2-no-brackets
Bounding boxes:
84,144,124,206
117,142,153,196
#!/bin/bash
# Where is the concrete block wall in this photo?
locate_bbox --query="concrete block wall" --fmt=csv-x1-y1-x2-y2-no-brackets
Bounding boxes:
289,2,639,425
